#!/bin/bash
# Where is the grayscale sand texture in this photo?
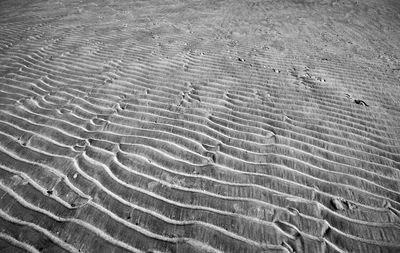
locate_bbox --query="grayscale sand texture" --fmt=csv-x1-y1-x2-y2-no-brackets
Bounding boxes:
0,0,399,252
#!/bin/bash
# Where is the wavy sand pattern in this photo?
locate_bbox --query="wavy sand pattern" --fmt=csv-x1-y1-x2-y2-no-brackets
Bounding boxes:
0,0,400,252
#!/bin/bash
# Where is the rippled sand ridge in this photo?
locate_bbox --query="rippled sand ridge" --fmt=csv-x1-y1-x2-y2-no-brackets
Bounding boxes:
0,0,400,252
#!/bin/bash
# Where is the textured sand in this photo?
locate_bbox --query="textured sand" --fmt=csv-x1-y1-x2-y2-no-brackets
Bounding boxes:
0,0,400,252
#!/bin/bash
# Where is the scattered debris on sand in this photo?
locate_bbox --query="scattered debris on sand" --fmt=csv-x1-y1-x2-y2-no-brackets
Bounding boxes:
354,99,369,106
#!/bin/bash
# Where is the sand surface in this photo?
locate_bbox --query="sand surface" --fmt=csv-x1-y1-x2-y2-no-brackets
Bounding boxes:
0,0,400,252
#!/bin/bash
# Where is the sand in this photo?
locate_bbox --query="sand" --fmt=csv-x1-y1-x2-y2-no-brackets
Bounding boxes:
0,0,399,252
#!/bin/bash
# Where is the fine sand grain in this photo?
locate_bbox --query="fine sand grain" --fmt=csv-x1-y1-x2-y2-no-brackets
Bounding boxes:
0,0,400,252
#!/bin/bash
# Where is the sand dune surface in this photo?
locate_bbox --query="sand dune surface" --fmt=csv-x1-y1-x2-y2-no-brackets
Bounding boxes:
0,0,400,252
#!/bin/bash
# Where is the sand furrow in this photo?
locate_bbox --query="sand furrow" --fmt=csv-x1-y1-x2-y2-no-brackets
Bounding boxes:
0,183,143,253
0,232,41,253
72,99,400,194
111,95,400,161
0,161,278,252
63,136,400,224
81,141,400,244
0,208,78,253
3,94,396,221
0,110,83,146
1,0,399,252
0,139,290,250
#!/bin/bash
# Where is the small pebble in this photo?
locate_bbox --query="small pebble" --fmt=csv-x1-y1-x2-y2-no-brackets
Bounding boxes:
331,198,345,211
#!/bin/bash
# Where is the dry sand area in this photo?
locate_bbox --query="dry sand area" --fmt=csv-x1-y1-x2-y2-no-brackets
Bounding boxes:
1,0,400,252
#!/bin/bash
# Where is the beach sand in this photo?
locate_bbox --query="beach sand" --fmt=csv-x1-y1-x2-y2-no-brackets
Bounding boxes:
0,0,399,252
